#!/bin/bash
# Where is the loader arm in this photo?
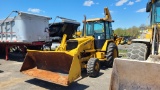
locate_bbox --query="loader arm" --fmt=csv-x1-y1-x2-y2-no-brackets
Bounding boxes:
55,34,67,51
66,36,96,82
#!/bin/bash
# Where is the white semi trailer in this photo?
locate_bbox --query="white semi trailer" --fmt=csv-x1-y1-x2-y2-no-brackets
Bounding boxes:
0,11,51,60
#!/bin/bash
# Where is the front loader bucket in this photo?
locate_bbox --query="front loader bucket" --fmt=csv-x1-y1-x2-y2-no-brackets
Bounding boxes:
110,58,160,90
20,50,81,86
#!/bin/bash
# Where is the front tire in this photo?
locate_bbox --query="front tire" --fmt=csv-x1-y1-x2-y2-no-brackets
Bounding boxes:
87,58,100,77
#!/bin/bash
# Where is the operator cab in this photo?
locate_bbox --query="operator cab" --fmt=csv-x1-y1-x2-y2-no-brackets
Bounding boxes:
85,20,113,49
147,0,160,24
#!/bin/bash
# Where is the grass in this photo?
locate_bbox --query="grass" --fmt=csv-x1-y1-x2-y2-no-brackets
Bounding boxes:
118,49,127,58
118,49,127,53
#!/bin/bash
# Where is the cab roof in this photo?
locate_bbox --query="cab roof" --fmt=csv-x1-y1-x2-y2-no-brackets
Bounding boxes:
85,18,114,22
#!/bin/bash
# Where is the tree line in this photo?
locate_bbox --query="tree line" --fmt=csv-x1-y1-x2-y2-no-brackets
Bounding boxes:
114,24,149,38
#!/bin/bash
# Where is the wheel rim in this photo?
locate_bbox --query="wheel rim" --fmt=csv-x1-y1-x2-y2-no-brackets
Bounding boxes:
95,62,99,71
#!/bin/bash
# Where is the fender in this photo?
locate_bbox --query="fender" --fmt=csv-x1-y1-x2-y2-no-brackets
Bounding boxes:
101,39,115,51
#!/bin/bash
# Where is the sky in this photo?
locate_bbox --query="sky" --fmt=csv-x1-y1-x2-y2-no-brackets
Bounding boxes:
0,0,149,29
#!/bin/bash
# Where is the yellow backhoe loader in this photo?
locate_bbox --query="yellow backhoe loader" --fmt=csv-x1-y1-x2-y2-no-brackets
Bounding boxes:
20,8,119,86
110,0,160,89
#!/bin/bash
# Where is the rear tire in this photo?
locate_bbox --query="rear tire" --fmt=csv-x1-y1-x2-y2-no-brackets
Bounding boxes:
106,42,118,67
127,43,148,60
87,58,100,77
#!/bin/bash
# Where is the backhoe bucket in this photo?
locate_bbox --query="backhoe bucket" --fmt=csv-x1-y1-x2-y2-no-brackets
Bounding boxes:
20,50,81,86
110,58,160,90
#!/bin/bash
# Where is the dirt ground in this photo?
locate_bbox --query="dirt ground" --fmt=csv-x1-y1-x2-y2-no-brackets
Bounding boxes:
0,55,112,90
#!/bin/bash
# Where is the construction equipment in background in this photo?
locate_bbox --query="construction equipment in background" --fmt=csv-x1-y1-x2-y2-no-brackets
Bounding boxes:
110,0,160,89
20,7,119,86
120,37,127,45
113,34,122,45
127,36,133,45
42,16,80,51
127,40,132,45
120,36,132,45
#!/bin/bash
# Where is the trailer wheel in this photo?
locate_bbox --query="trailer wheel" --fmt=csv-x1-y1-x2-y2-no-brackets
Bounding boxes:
127,43,148,60
106,42,118,67
87,58,100,77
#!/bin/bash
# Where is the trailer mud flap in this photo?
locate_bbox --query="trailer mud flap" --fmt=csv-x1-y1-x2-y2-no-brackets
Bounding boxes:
20,50,81,86
110,58,160,90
